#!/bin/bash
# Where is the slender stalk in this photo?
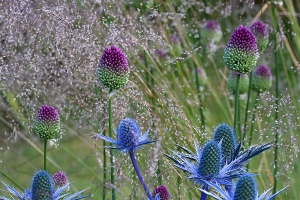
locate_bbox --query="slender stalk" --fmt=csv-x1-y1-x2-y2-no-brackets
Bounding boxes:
200,185,208,200
157,160,162,185
242,72,253,144
194,63,206,130
103,130,106,200
234,74,241,137
108,88,115,200
0,170,23,190
44,139,47,170
129,150,152,199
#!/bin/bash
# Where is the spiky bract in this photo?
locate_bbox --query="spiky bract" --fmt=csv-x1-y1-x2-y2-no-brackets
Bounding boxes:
34,105,60,140
251,65,272,93
31,170,54,200
249,21,269,52
227,71,249,94
97,46,129,90
223,25,259,73
198,141,222,177
213,123,236,158
152,185,172,200
233,175,257,200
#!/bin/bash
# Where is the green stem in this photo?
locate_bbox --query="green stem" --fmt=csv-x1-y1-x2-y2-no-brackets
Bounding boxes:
44,139,47,170
157,160,162,185
108,89,115,200
0,170,23,190
194,63,205,130
103,130,106,200
242,72,253,144
234,74,241,137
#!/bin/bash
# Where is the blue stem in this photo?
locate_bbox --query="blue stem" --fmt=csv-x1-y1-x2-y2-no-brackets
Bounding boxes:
200,186,207,200
129,150,152,200
225,185,233,198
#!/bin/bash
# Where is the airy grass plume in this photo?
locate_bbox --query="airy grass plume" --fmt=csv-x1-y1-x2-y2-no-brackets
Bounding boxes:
227,71,249,94
223,25,259,73
249,21,269,52
251,65,272,93
34,105,60,140
151,185,172,200
213,123,236,159
97,46,129,91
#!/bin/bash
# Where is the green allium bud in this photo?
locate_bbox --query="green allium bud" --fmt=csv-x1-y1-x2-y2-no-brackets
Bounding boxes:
227,71,249,94
251,65,272,93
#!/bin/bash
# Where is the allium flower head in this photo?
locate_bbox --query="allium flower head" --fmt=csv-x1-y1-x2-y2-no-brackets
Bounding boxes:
249,21,269,52
202,20,222,43
233,175,257,200
97,46,129,90
52,171,68,187
223,25,259,73
251,65,272,93
213,123,237,159
94,117,155,153
227,71,249,94
34,105,60,140
152,185,172,200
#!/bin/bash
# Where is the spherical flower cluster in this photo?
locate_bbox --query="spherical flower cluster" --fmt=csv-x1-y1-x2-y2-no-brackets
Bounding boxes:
30,170,54,199
97,46,129,90
223,25,259,73
227,71,249,94
34,105,60,140
249,21,269,52
52,171,69,187
251,65,272,93
213,123,236,158
152,185,172,200
202,20,222,43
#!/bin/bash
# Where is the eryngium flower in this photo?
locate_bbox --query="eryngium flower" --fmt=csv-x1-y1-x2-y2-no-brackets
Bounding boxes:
152,185,172,200
223,25,259,73
251,65,272,93
249,21,269,52
227,71,249,94
94,117,155,153
202,20,222,43
97,46,129,90
34,105,60,140
213,123,236,159
52,171,68,187
1,170,88,200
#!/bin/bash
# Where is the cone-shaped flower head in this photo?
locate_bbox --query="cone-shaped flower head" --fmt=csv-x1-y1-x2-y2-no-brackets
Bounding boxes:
223,25,259,73
233,175,257,200
249,21,269,52
34,105,60,140
152,185,172,200
251,65,272,93
198,140,222,177
213,123,237,159
94,117,155,153
202,20,222,43
52,171,68,188
227,71,249,94
97,46,129,90
30,170,54,200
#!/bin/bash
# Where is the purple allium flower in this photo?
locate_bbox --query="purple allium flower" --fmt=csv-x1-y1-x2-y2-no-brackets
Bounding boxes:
52,171,68,187
202,20,222,43
249,21,269,52
251,65,272,93
227,71,249,94
152,185,172,200
169,34,180,44
94,117,155,153
34,105,60,140
223,25,259,73
97,46,129,90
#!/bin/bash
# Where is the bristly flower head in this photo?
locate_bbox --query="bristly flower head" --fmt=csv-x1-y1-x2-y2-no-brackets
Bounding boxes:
223,25,259,73
213,123,237,159
52,171,68,188
251,65,272,93
227,71,249,94
249,21,269,52
94,117,155,153
34,105,60,140
233,175,257,200
202,20,222,43
152,185,172,200
97,46,129,90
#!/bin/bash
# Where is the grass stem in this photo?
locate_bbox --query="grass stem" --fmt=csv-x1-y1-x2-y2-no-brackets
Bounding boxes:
103,130,106,200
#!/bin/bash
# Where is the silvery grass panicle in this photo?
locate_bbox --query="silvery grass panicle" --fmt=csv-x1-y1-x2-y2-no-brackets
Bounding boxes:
223,25,259,74
227,71,249,94
94,117,156,199
200,175,287,200
251,65,272,93
249,21,269,53
148,185,172,200
1,170,88,200
97,46,129,92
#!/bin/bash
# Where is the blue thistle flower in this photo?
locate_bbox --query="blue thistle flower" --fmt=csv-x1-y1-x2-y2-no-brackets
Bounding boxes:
1,170,89,200
93,117,155,153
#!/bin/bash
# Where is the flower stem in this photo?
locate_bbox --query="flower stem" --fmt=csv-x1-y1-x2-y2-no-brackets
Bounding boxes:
129,150,152,199
234,74,241,137
242,72,253,144
194,64,206,130
44,139,47,170
108,88,115,200
200,185,207,200
0,170,23,190
103,130,106,200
